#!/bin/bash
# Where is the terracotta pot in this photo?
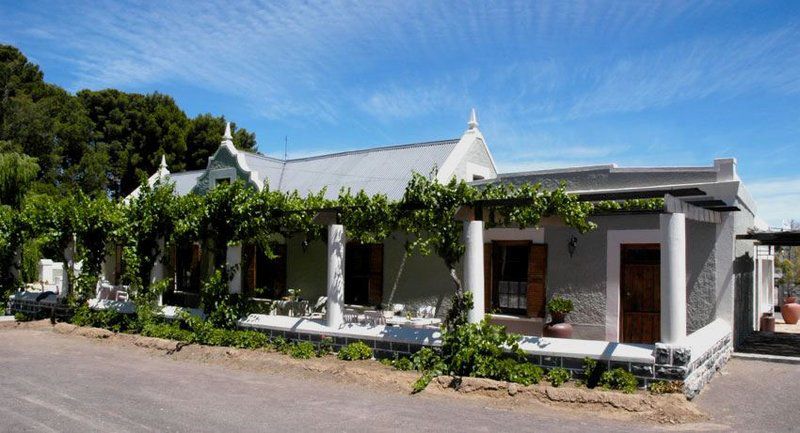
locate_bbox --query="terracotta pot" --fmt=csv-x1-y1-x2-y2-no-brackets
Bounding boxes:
543,321,573,338
781,302,800,325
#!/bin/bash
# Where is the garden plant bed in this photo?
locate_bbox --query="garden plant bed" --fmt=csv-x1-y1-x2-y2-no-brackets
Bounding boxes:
2,320,706,425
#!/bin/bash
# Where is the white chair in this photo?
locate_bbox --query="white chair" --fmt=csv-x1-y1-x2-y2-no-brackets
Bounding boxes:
417,305,435,319
364,310,386,326
391,304,405,315
309,296,327,319
343,308,360,324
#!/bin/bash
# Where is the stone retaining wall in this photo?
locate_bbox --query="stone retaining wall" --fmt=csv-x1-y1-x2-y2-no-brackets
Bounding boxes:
682,333,733,399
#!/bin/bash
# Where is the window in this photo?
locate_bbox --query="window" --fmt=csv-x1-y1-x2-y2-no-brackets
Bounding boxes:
492,244,529,315
215,178,231,186
472,174,485,181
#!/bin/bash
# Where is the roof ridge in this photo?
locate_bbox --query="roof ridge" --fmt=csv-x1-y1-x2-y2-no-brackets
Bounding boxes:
241,151,286,163
168,169,206,176
284,138,459,162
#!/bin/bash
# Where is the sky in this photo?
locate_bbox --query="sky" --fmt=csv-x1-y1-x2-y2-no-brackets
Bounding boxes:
1,0,798,225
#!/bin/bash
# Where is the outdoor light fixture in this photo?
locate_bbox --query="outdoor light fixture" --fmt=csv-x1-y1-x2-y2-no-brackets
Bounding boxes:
568,235,578,258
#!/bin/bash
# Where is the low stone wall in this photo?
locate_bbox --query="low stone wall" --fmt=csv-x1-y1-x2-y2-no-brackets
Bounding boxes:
682,333,733,399
239,325,431,359
7,292,72,320
654,319,733,399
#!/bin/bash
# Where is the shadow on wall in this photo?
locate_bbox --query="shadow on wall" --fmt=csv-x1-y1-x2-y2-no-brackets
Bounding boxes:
733,252,754,348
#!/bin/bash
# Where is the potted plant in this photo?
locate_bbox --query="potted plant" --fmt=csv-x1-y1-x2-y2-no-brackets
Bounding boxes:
543,296,574,338
781,288,800,325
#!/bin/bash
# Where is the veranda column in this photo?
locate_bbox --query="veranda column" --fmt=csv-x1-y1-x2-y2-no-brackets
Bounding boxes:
61,239,75,299
463,220,485,324
151,238,166,305
226,244,242,294
326,224,346,328
660,213,687,344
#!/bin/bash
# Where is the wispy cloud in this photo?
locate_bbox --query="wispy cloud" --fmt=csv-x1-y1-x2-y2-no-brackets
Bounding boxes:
745,177,800,226
569,26,800,118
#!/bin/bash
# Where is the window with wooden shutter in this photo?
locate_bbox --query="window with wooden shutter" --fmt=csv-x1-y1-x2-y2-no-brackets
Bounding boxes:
491,241,530,315
526,244,547,318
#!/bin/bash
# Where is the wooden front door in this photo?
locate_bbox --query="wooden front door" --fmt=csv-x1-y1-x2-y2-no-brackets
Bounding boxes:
620,244,660,344
345,243,383,306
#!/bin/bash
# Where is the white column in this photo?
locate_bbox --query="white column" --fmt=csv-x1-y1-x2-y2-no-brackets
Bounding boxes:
464,220,485,324
326,224,346,328
660,213,687,344
61,242,74,299
151,238,166,305
227,244,242,294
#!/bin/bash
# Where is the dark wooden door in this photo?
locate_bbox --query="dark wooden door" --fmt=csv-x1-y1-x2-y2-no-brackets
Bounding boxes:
345,243,383,306
620,244,660,344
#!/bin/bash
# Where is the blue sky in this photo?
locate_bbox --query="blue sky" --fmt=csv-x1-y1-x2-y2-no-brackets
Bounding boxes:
1,0,799,224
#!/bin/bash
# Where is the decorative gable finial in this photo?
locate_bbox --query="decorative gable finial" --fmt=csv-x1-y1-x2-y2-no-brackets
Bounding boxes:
468,108,478,130
159,154,168,171
221,121,235,150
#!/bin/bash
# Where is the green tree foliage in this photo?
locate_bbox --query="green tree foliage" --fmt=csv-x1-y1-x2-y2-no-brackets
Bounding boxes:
0,151,39,208
0,44,258,199
0,205,23,293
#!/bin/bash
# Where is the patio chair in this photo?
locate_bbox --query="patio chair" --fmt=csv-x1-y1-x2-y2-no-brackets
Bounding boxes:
309,296,327,319
364,310,386,326
343,308,360,324
417,305,435,319
391,304,405,315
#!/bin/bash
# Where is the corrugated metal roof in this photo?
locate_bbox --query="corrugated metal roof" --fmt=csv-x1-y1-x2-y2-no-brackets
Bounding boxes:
243,139,459,199
168,170,204,195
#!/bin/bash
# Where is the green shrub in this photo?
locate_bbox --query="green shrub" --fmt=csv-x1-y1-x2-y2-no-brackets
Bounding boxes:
231,330,271,349
393,356,415,371
200,269,248,330
337,341,373,360
14,312,33,322
581,357,603,388
501,359,543,386
441,319,523,379
412,347,446,373
648,380,683,394
141,322,193,342
288,341,316,359
412,372,434,393
272,336,290,353
70,305,136,333
317,336,334,356
547,367,571,387
599,368,639,394
382,355,415,371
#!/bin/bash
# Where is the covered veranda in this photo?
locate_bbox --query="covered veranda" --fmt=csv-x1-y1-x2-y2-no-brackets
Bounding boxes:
735,229,800,358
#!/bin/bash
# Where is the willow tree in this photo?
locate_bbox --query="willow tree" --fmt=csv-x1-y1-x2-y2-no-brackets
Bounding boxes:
0,151,39,209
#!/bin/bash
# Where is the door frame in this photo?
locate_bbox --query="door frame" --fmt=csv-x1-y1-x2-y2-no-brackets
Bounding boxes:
619,243,661,344
605,230,660,342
